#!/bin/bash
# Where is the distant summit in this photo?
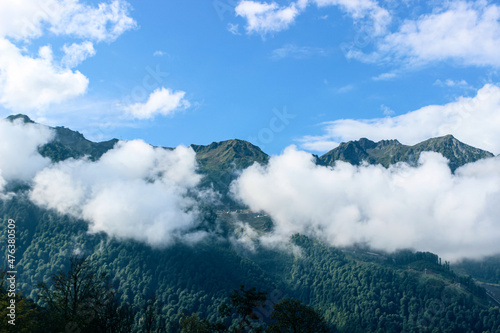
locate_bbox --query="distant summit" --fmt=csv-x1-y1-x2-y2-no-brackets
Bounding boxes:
6,114,35,123
191,139,268,170
191,139,269,207
319,135,494,172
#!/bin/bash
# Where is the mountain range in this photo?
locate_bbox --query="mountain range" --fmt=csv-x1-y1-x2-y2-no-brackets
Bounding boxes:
2,114,500,332
8,114,493,207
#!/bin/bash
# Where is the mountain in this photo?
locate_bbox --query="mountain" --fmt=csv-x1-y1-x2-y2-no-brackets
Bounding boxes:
8,114,118,162
2,115,500,332
8,115,266,207
319,135,494,172
191,139,269,207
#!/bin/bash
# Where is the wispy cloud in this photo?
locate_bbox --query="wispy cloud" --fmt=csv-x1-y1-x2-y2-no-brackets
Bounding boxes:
235,0,390,37
271,43,329,59
372,72,397,81
434,79,473,90
153,50,166,57
227,23,241,35
336,84,355,94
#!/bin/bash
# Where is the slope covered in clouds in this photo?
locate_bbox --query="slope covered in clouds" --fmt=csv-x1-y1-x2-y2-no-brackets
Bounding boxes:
30,140,207,246
2,115,500,260
0,116,53,192
231,146,500,261
0,116,215,246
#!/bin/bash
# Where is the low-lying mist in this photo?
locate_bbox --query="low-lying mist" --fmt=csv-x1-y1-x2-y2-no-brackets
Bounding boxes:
2,118,500,261
231,146,500,261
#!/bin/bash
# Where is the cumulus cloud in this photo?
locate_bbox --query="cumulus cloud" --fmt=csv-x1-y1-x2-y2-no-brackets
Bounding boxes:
124,87,190,120
352,1,500,67
0,0,135,112
0,39,89,111
61,41,96,68
235,0,302,35
231,146,500,261
0,118,54,189
235,0,389,36
300,84,500,154
0,0,55,40
29,140,210,246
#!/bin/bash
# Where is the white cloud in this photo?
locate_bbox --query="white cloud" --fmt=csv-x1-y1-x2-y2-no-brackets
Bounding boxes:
300,84,500,154
231,146,500,261
124,87,190,120
0,0,136,42
235,1,301,35
336,84,355,94
0,118,54,188
227,23,241,35
313,0,390,35
299,138,339,152
30,140,210,246
0,0,135,112
235,0,390,36
61,41,96,68
50,0,136,42
0,0,53,40
372,72,397,81
381,104,395,116
271,43,328,59
0,39,89,111
434,78,472,89
153,50,166,57
355,1,500,67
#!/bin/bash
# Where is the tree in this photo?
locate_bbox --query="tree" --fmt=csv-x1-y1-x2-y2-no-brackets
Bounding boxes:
37,255,132,332
266,299,331,333
0,269,47,332
180,313,212,333
220,285,268,332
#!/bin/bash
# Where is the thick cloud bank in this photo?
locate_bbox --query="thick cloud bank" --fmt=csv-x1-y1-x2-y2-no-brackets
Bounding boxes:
30,140,208,246
231,146,500,261
0,118,54,192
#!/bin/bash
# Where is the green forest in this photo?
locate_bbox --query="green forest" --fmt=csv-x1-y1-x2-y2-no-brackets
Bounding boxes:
1,197,500,332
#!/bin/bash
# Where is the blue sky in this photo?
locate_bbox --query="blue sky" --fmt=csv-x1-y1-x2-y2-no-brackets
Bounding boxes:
1,0,500,154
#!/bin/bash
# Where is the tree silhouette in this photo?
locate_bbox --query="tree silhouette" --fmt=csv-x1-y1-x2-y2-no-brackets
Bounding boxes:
266,299,330,333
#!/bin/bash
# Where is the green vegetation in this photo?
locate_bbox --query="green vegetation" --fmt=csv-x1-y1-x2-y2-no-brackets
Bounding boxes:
455,255,500,285
1,198,500,332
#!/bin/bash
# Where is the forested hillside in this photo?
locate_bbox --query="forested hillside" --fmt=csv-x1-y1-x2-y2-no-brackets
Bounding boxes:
1,115,500,332
2,194,500,332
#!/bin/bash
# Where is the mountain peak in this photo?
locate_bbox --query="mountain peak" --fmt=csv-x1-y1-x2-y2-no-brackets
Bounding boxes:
191,139,268,169
320,136,493,171
6,114,35,124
